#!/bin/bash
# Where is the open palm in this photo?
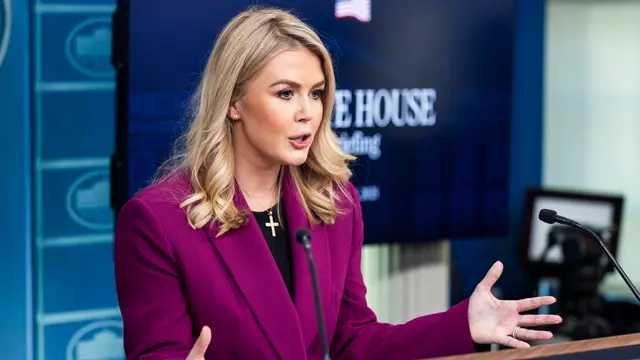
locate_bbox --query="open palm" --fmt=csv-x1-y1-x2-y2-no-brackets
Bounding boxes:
468,261,563,348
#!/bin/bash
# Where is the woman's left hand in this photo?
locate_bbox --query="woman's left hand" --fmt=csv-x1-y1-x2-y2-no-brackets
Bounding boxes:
468,261,563,349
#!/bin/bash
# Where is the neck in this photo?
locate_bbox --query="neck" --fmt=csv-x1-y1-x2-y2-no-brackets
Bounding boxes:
233,146,281,212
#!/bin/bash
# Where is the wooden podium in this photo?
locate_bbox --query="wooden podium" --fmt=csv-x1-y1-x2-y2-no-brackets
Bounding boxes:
431,333,640,360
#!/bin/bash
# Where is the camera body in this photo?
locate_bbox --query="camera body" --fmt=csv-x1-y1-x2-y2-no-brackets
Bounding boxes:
544,225,613,339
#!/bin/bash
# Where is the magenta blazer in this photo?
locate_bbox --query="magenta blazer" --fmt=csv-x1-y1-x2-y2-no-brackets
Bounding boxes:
113,171,477,360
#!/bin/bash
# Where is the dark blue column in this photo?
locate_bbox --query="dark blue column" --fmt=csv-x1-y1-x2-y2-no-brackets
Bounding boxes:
450,0,546,302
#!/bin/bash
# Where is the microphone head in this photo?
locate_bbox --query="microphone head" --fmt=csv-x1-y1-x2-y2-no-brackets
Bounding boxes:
538,209,558,224
296,228,311,244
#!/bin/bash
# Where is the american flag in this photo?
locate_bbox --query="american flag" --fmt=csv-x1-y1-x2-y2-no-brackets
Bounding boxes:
334,0,371,23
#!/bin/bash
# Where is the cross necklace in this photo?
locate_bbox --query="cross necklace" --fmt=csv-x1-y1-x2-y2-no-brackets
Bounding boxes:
241,187,280,237
264,207,279,237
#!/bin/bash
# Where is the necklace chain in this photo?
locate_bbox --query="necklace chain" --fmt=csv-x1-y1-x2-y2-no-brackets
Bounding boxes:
239,185,278,212
239,185,280,237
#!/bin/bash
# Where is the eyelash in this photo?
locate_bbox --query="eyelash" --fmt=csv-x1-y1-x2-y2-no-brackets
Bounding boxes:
277,89,324,100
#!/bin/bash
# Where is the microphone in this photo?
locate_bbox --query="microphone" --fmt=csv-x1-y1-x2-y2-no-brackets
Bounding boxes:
538,208,640,302
296,228,331,360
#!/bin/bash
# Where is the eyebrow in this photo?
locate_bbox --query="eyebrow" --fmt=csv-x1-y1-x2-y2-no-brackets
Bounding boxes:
268,79,326,89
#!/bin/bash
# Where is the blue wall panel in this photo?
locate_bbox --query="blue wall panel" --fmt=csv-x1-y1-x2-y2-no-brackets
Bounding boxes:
0,0,34,359
32,1,122,359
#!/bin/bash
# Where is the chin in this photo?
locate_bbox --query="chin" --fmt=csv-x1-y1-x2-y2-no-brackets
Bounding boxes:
279,151,310,166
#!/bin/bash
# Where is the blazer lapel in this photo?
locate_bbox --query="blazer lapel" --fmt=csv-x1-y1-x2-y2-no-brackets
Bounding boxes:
205,183,306,360
282,172,332,351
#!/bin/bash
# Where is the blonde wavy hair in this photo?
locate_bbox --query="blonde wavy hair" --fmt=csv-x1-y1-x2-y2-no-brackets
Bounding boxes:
158,6,356,236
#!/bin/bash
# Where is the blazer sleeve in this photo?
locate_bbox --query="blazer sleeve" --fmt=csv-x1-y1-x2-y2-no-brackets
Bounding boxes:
329,184,477,360
113,197,194,360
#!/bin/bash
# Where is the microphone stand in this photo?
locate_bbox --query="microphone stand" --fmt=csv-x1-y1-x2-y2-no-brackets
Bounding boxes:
296,229,331,360
539,209,640,303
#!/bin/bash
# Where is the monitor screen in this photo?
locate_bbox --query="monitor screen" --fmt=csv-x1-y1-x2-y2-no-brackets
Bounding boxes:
112,0,515,244
519,188,624,274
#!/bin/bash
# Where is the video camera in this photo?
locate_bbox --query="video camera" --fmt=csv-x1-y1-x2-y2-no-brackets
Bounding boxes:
519,188,624,340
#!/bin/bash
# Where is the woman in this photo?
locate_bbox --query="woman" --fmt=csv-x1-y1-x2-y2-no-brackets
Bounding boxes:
113,6,561,360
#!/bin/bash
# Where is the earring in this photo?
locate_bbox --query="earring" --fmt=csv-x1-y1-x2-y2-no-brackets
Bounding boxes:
232,114,239,119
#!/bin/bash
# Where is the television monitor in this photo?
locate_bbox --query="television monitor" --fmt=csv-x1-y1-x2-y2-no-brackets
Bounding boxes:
519,188,624,276
111,0,515,244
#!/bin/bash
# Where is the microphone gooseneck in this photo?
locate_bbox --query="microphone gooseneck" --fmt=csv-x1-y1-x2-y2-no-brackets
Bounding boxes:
538,208,640,302
295,228,331,360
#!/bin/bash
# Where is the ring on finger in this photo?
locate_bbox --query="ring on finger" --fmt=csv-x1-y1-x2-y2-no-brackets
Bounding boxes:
512,326,521,339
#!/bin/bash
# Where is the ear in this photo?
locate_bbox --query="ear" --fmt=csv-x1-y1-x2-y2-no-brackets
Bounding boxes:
228,104,241,121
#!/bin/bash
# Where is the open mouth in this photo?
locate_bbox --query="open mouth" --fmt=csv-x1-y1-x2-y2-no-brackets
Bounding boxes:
288,134,311,142
288,133,312,149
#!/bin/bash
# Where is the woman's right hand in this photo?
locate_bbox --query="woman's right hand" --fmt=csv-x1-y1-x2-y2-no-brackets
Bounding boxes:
186,326,211,360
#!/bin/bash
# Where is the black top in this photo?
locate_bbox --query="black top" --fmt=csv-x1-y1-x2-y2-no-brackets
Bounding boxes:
252,203,295,299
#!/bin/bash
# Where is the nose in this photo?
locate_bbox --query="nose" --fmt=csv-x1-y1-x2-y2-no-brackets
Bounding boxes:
295,97,312,123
